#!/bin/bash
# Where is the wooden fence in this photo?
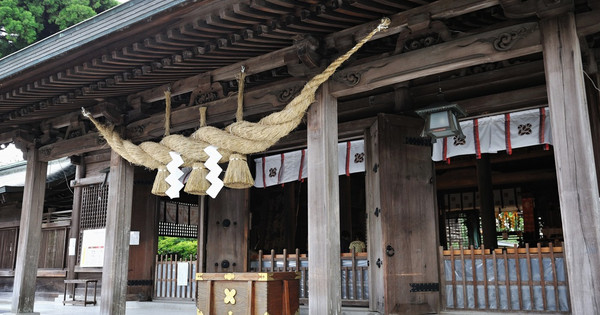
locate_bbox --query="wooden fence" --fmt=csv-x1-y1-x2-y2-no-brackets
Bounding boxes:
154,254,197,300
250,249,369,306
440,243,570,313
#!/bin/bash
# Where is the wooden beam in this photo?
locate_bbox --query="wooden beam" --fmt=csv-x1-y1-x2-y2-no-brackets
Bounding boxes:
307,82,341,314
326,0,500,46
436,168,556,190
575,9,600,37
330,21,543,98
541,13,600,314
134,45,301,103
10,147,48,314
269,117,376,152
458,85,548,115
38,132,105,162
100,150,134,315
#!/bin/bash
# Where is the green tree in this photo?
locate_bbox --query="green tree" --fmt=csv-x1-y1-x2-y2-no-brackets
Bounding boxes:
0,0,118,57
157,236,198,259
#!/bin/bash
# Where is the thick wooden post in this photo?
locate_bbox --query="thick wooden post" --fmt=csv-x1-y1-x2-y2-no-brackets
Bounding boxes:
100,150,134,315
10,147,47,315
366,115,440,314
541,13,600,314
477,154,497,249
67,161,85,281
307,82,341,315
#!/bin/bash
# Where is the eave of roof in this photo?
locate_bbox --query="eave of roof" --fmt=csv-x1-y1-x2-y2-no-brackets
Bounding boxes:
0,0,194,81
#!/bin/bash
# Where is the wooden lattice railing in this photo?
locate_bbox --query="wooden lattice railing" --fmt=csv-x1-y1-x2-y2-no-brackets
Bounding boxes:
440,243,570,313
250,248,369,306
154,254,197,300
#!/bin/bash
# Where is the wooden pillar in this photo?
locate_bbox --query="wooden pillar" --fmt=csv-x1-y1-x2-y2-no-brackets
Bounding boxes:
541,13,600,314
197,195,206,272
10,147,47,315
477,154,497,249
67,160,85,281
366,115,440,314
307,83,341,315
100,150,134,315
206,189,249,272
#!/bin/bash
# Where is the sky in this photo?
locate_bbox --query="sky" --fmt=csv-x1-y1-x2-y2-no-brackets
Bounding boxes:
0,143,24,166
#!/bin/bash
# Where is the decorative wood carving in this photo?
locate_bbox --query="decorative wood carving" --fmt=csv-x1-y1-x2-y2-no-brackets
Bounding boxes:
332,70,367,87
188,82,225,106
275,85,303,103
395,21,451,54
492,26,539,51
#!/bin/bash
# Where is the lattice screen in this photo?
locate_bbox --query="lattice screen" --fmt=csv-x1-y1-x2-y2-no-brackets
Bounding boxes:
78,183,109,263
157,200,198,238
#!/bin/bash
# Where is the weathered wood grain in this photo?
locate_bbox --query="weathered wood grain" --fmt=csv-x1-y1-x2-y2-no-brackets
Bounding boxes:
541,12,600,315
99,150,134,315
10,147,48,314
307,82,341,314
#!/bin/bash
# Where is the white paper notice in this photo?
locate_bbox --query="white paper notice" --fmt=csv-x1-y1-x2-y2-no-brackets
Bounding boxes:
177,262,189,286
68,238,77,256
130,231,140,245
80,228,105,267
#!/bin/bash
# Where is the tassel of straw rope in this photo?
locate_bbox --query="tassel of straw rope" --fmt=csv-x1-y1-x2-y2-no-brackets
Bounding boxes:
224,67,254,188
82,18,390,170
184,106,211,195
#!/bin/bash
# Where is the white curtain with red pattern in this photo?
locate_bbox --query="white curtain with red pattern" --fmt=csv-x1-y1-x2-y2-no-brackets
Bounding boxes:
253,139,365,188
432,107,552,162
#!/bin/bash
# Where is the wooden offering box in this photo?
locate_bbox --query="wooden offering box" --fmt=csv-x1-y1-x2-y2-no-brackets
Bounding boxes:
195,272,300,315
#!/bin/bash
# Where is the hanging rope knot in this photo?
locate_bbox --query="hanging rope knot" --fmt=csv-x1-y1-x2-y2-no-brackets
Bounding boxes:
377,17,391,31
81,107,91,118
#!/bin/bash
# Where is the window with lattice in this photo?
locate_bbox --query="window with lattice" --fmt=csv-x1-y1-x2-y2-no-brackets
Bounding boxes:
157,200,198,238
77,183,109,264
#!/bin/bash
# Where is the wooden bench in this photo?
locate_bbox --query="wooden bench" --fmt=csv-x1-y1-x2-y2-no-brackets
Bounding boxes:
63,279,98,306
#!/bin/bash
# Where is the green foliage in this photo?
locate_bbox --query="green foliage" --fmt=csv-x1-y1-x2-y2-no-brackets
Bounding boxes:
0,0,118,57
157,236,197,259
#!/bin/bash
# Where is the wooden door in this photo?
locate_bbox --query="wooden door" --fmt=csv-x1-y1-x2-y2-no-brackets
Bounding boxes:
206,189,249,272
0,228,17,269
366,114,440,314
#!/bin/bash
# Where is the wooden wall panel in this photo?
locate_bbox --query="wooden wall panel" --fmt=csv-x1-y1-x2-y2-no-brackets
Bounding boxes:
38,227,68,269
206,189,249,272
0,228,17,269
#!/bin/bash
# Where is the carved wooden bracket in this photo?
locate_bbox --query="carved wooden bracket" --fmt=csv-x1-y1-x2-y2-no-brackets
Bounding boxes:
12,129,34,155
287,36,322,77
